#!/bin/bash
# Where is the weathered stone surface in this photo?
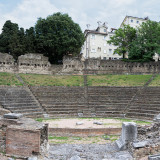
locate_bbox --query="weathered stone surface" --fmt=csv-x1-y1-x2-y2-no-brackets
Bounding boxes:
116,122,137,150
148,154,160,160
153,114,160,122
3,113,23,119
18,53,51,74
76,122,84,125
0,108,10,116
93,121,103,125
28,156,38,160
49,143,133,160
0,116,48,158
133,141,148,148
70,155,81,160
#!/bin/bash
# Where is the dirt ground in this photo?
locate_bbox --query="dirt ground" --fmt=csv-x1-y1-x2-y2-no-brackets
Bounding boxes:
44,118,123,129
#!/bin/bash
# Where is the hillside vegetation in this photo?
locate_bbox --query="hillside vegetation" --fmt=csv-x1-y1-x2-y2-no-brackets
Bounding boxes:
0,72,22,86
87,75,152,86
0,72,159,86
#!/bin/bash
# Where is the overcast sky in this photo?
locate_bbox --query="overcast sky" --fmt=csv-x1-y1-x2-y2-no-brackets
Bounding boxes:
0,0,160,32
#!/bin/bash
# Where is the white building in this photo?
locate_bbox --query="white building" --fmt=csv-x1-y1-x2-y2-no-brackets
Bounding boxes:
81,16,153,60
120,16,147,28
81,23,121,60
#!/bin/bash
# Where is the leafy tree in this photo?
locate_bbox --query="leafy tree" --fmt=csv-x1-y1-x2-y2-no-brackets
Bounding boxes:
0,20,26,60
25,27,36,53
107,25,136,58
35,12,85,63
129,20,160,61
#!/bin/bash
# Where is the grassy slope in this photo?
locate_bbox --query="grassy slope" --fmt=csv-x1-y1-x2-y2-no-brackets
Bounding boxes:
0,72,22,86
149,75,160,86
87,75,152,86
20,74,84,86
0,72,156,86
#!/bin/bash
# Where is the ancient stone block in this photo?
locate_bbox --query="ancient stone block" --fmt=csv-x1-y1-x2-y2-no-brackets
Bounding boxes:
6,127,41,157
148,154,160,160
3,113,23,119
133,141,148,148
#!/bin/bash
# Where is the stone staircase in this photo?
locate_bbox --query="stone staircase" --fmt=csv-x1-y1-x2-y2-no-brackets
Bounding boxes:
31,86,140,118
0,86,44,118
126,87,160,120
30,86,90,118
1,85,159,120
87,87,138,118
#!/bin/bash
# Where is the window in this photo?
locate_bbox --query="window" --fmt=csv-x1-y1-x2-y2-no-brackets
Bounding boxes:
104,50,106,54
91,34,95,39
103,57,106,60
131,19,133,23
109,49,112,54
137,21,139,24
104,29,107,32
97,47,101,52
91,48,96,53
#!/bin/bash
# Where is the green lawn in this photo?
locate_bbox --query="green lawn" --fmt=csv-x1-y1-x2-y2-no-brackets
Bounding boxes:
87,75,152,86
0,72,22,86
20,74,84,86
0,72,155,87
149,75,160,86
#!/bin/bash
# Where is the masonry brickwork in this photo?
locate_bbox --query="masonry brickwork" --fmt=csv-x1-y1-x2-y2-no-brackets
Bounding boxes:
0,115,48,158
1,53,160,75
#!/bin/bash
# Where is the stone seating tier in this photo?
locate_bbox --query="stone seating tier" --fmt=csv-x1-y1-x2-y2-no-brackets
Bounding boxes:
0,86,160,120
0,87,44,118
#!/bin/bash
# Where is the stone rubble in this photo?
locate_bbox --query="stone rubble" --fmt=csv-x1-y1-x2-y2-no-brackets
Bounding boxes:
48,143,133,160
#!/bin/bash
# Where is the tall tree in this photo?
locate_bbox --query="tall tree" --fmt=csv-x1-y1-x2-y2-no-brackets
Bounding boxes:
129,20,160,61
107,25,136,58
25,27,36,53
0,20,26,60
35,12,85,63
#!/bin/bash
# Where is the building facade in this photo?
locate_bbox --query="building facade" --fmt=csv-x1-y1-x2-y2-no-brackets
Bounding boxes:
120,16,147,28
81,23,121,60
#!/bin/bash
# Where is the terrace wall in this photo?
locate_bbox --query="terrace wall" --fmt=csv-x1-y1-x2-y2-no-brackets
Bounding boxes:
1,53,160,75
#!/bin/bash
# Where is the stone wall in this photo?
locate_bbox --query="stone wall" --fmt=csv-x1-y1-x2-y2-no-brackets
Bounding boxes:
62,56,84,74
1,53,160,75
63,57,160,74
0,53,17,73
0,114,48,158
18,53,52,74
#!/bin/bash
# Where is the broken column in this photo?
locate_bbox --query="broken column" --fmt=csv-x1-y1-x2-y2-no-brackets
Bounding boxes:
116,122,137,150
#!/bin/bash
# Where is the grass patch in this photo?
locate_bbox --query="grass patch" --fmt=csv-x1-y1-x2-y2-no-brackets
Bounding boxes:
115,118,151,125
87,74,152,86
149,75,160,86
20,74,84,86
0,72,22,86
49,135,120,144
49,136,69,140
